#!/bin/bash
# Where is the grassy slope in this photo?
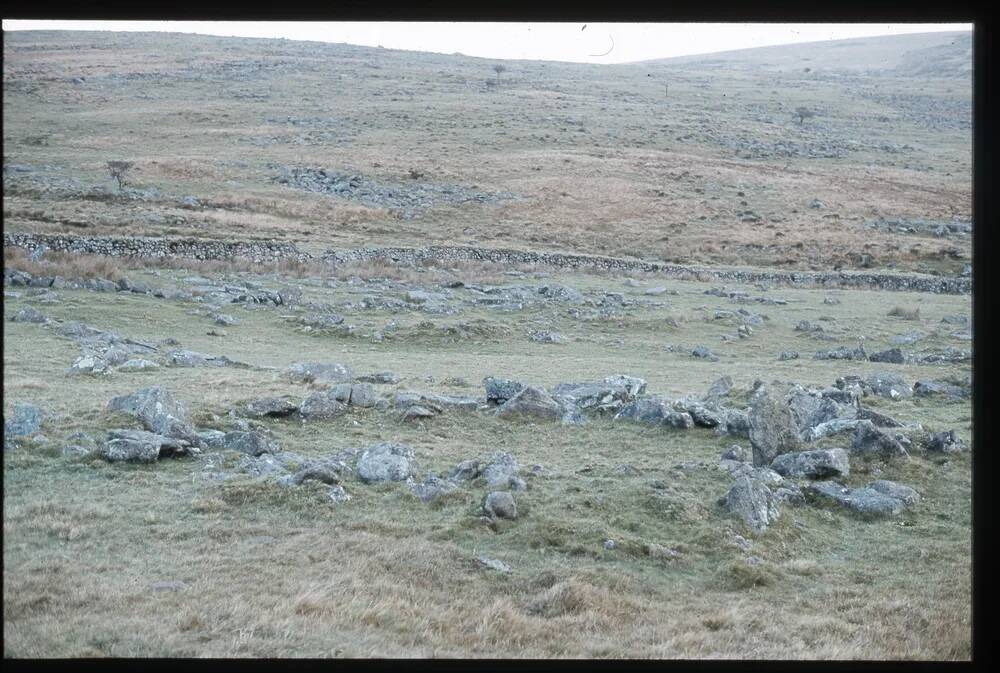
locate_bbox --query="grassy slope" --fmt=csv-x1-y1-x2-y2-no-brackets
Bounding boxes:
2,259,972,658
2,30,972,273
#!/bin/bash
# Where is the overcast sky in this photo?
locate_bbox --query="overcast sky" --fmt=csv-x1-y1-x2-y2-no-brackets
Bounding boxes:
1,20,972,64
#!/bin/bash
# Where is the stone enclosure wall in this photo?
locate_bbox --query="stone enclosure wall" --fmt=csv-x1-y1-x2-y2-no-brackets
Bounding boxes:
4,232,971,295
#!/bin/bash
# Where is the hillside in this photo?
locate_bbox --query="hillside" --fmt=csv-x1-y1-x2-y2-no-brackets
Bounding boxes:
2,29,973,274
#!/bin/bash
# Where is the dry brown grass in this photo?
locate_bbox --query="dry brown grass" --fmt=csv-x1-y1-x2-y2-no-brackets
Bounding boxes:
888,306,922,320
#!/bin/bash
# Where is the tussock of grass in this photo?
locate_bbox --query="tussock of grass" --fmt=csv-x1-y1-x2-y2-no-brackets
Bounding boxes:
888,305,921,320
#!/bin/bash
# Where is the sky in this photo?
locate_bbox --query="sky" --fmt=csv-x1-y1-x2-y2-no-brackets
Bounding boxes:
0,20,972,64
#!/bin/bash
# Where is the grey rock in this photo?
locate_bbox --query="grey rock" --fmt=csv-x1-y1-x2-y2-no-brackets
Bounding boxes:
814,346,867,361
448,459,481,481
550,375,646,414
692,345,718,361
614,397,671,425
101,429,192,462
706,375,734,399
410,474,458,502
107,386,198,444
222,431,274,456
245,397,299,418
721,444,750,462
778,350,800,361
328,485,352,503
117,358,160,372
4,402,44,439
477,556,512,573
240,453,287,477
771,448,850,479
663,410,695,429
496,386,564,421
721,476,781,534
529,330,566,344
289,459,345,486
802,418,863,442
603,539,617,550
349,383,377,408
483,452,519,489
863,372,912,399
484,376,526,404
356,442,415,483
926,429,966,453
914,380,969,400
869,347,906,364
804,480,914,519
484,491,517,519
401,405,437,422
356,371,400,384
299,393,347,420
12,306,48,323
851,421,908,459
286,361,355,384
748,387,802,467
166,350,243,368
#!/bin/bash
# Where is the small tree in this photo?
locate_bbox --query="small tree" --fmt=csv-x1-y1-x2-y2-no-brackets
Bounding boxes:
492,64,506,86
794,107,816,125
106,161,134,191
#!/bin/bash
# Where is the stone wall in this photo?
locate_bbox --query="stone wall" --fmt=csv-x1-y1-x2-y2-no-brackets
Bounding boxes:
323,245,972,295
3,232,310,263
4,232,971,295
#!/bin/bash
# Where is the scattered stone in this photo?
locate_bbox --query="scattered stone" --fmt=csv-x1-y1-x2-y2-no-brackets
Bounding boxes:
222,431,274,456
529,330,567,344
299,393,348,420
166,350,243,368
117,358,160,372
645,286,669,296
107,386,198,444
869,347,906,364
914,380,969,400
400,405,437,422
286,361,355,384
551,375,646,414
101,429,193,463
692,345,719,361
926,430,966,453
496,386,564,421
4,402,44,439
477,556,512,573
721,475,782,534
484,491,517,519
778,350,800,361
814,346,867,361
864,372,912,399
721,445,750,462
484,376,525,405
748,387,802,467
12,306,48,323
328,485,351,503
804,480,917,519
245,397,299,418
851,421,909,460
348,383,377,408
603,539,617,550
410,474,458,502
770,448,850,479
483,452,519,489
356,442,415,483
448,459,481,481
705,376,734,399
356,371,400,384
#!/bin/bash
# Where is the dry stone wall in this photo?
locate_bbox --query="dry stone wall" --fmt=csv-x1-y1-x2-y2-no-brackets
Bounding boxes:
4,232,971,295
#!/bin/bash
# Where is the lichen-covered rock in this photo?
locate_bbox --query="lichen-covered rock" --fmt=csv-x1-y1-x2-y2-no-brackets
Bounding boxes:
484,491,517,519
101,429,192,462
551,375,645,414
356,442,415,483
299,393,347,420
863,372,912,399
748,387,801,466
448,459,481,481
614,397,671,425
107,386,199,444
851,420,909,459
483,376,526,405
166,350,243,368
401,405,436,422
348,383,377,408
410,474,458,502
483,452,519,489
286,361,354,384
496,386,564,421
804,480,917,519
926,429,966,453
770,448,850,479
4,402,44,439
12,306,48,323
721,476,782,534
222,431,274,456
244,397,298,418
869,347,906,364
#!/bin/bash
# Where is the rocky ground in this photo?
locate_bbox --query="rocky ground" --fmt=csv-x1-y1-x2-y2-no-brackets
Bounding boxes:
2,250,972,658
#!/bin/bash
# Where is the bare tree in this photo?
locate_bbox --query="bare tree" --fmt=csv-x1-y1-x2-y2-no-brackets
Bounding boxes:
794,107,816,125
492,64,506,86
106,161,134,191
